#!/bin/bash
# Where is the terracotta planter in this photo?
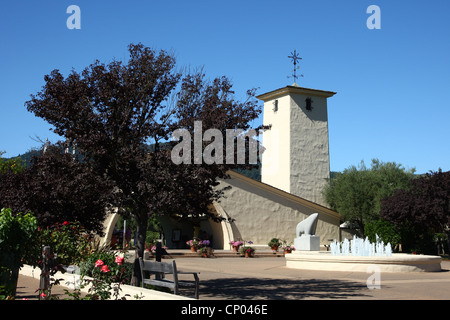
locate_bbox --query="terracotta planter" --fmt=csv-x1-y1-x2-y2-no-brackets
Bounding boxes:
271,246,279,252
284,249,292,254
233,246,241,254
190,246,197,252
245,252,252,258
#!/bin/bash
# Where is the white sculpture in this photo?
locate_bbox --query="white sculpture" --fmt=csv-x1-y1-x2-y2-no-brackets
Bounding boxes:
296,213,319,237
294,213,320,251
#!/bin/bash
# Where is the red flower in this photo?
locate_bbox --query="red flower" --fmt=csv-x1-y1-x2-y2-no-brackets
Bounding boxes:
115,256,124,265
63,221,69,226
94,259,104,267
101,265,110,273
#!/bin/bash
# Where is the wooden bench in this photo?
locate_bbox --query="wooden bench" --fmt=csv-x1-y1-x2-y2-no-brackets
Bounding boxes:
138,257,200,299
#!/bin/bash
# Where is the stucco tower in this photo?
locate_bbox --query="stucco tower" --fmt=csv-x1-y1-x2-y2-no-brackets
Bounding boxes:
257,84,336,207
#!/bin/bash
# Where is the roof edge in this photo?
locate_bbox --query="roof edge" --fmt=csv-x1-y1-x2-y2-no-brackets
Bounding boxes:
256,85,337,101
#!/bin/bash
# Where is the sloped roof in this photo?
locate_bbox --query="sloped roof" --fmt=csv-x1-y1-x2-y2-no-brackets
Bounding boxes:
225,170,341,220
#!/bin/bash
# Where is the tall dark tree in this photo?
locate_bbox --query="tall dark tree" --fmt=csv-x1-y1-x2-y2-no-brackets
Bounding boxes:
24,43,262,281
381,170,450,253
0,144,114,234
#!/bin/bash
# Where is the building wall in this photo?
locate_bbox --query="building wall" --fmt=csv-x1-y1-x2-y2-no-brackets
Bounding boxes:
261,94,291,192
260,87,332,207
216,171,342,249
289,93,330,206
99,173,348,250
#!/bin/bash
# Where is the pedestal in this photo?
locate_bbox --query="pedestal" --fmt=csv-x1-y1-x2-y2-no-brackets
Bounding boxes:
294,235,320,251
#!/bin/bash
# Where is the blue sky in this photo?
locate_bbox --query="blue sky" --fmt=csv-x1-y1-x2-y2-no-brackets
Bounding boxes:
0,0,449,174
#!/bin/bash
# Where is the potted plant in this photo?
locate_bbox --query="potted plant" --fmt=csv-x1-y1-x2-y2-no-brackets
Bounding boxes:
200,240,211,247
281,240,295,254
198,246,214,258
150,244,168,254
268,238,282,252
240,241,255,258
229,240,244,253
198,240,213,257
186,239,200,252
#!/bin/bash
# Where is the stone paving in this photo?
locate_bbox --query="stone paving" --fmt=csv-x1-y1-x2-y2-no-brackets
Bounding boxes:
15,252,450,300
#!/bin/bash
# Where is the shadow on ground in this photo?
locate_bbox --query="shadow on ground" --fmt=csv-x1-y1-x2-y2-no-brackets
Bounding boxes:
197,277,372,300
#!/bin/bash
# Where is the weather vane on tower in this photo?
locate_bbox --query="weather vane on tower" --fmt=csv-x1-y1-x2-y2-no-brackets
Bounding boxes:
288,50,303,85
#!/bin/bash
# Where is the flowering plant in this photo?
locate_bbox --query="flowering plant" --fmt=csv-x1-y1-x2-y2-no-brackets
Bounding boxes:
241,247,255,254
282,244,295,251
115,256,125,265
198,246,214,256
197,240,213,257
229,240,244,247
38,220,92,266
186,239,200,247
94,259,111,274
281,240,295,252
240,241,255,257
150,245,168,252
76,250,133,300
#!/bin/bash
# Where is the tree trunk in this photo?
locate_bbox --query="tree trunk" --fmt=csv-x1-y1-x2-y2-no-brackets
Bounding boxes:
10,266,20,298
131,212,148,286
357,219,365,238
4,252,20,299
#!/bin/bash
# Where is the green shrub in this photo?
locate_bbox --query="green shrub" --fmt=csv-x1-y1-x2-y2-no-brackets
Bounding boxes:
0,208,38,298
268,238,281,247
364,219,401,246
79,250,133,284
76,250,133,300
38,221,92,266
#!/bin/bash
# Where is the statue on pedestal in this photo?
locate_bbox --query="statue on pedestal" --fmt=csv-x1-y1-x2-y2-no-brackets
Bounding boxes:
294,213,320,251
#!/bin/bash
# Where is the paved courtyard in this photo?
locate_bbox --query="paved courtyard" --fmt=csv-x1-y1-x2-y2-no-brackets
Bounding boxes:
174,256,450,300
16,255,450,300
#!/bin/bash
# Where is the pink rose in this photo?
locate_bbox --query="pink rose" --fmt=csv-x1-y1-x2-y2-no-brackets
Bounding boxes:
94,259,104,267
115,256,124,265
101,265,110,273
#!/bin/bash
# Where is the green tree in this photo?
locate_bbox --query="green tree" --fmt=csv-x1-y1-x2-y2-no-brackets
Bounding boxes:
0,152,25,174
364,218,401,245
0,208,38,298
323,159,415,236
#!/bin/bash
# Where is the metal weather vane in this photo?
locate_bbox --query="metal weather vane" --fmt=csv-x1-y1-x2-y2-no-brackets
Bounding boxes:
287,50,303,84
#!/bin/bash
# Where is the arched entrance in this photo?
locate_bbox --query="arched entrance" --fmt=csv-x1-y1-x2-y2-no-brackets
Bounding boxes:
100,208,120,247
99,202,235,250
